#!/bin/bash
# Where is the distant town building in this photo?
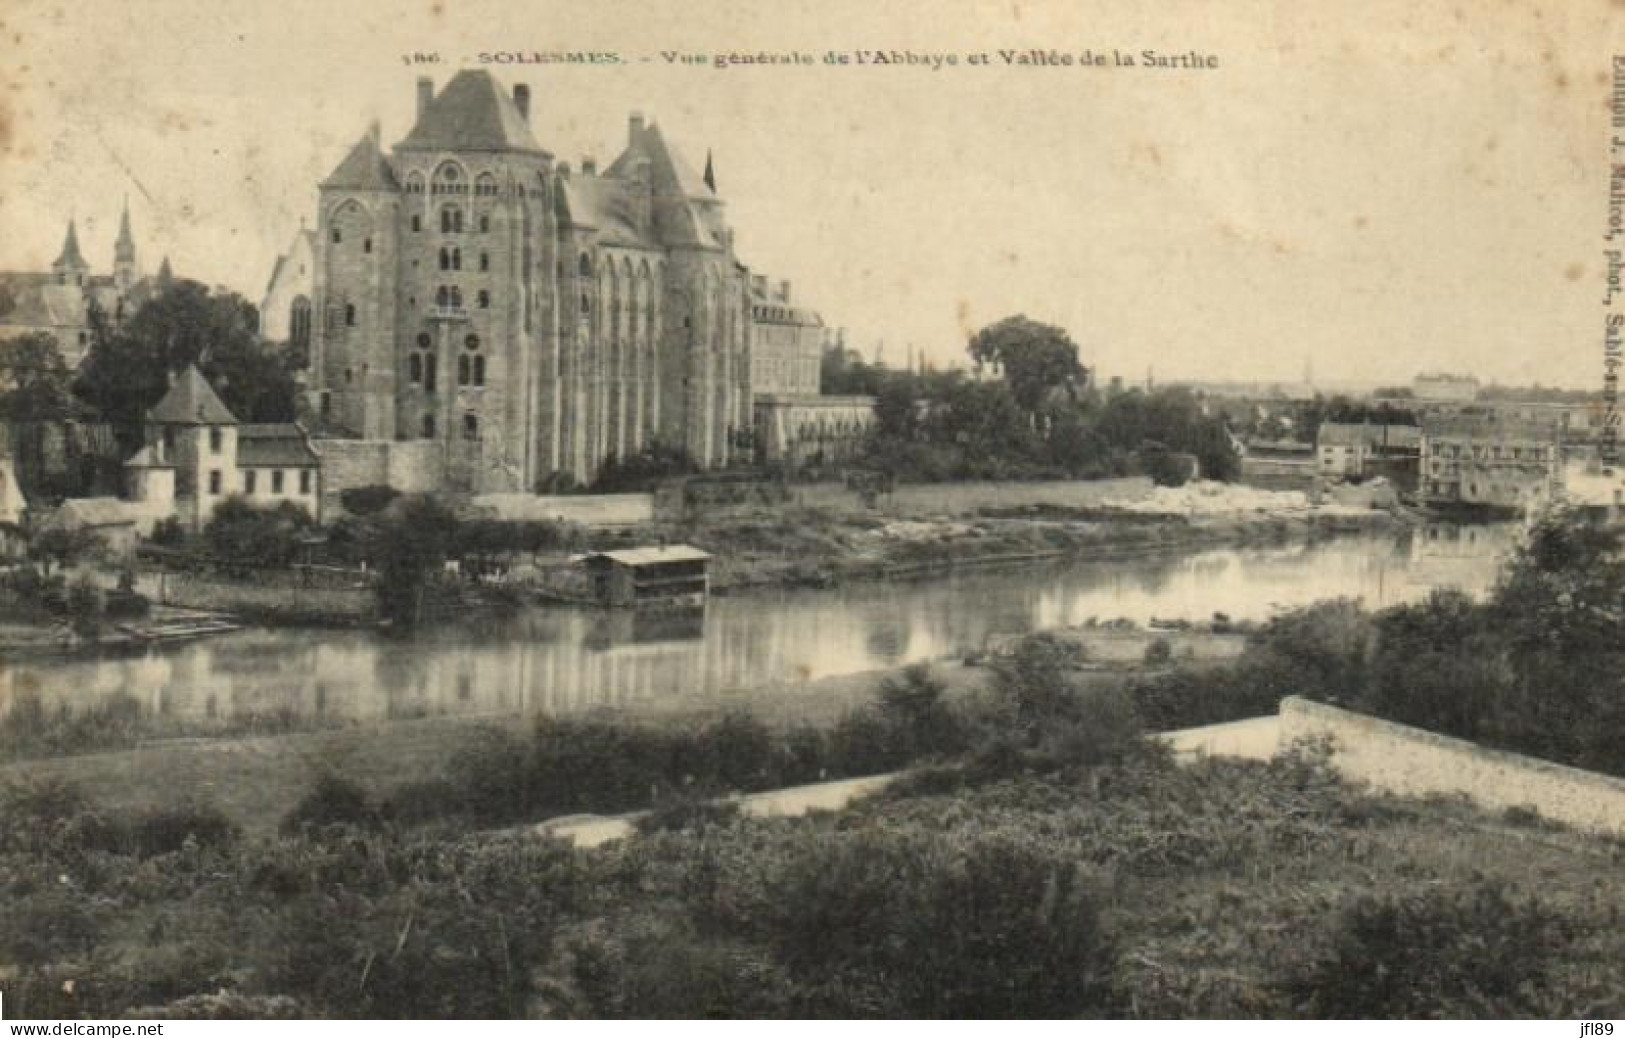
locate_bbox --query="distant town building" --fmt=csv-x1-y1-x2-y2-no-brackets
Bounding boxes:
0,203,174,367
1238,438,1318,493
1412,373,1481,402
0,450,25,557
1419,412,1562,515
1315,422,1420,487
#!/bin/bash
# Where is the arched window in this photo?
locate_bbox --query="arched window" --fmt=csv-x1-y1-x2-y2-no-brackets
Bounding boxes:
425,353,438,392
458,354,471,386
405,172,425,194
475,172,497,197
435,286,449,308
450,286,463,308
345,303,356,327
451,248,462,271
473,355,485,387
363,237,373,254
477,290,490,309
411,215,422,233
479,252,489,272
422,413,436,438
478,214,490,233
433,162,465,195
409,353,423,384
441,206,463,234
578,253,593,277
331,228,342,244
580,293,591,314
439,248,450,271
463,413,479,440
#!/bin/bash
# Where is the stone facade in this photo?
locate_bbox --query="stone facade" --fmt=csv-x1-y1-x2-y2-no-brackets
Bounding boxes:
301,69,802,492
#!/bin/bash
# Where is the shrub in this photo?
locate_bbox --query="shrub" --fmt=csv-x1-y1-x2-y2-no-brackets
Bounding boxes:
1282,881,1577,1018
1143,637,1173,666
282,773,383,834
768,829,1116,1017
338,484,400,516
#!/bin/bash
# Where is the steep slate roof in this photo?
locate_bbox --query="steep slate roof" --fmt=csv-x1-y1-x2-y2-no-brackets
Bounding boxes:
148,365,238,425
396,70,545,153
55,220,87,269
55,497,140,529
237,423,319,467
0,272,86,327
321,130,401,192
124,445,174,469
556,177,653,248
605,121,715,200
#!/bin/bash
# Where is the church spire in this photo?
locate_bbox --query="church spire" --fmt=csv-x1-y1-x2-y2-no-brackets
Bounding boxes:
114,196,138,291
54,218,87,270
115,196,136,262
52,218,88,286
702,149,716,194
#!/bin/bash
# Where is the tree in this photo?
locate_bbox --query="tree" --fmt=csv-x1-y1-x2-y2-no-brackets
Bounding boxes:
966,315,1088,415
203,497,315,570
75,281,295,451
0,334,82,494
367,495,461,625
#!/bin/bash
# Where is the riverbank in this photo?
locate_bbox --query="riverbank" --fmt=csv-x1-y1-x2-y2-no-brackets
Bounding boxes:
688,497,1403,593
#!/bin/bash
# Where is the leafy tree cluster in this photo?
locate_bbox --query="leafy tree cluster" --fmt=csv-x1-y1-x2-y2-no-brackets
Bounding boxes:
74,280,299,453
1138,512,1625,778
824,315,1239,484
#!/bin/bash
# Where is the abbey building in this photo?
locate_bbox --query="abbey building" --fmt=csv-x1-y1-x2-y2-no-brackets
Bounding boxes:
277,69,842,492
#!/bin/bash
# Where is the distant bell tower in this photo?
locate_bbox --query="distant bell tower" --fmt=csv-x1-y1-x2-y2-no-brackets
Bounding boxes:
114,197,138,293
52,218,89,287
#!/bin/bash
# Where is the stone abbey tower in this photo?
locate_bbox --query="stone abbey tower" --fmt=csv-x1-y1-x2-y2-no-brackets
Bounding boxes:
307,69,755,491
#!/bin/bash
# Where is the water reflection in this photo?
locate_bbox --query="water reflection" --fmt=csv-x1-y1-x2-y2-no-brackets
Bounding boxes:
1,528,1516,724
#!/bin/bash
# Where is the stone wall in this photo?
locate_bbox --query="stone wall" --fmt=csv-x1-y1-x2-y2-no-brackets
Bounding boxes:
469,492,653,528
1280,696,1625,836
314,438,445,519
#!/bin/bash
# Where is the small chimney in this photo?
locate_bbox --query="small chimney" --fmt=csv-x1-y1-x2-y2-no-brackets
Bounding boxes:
513,83,531,123
751,275,766,297
367,119,381,145
581,156,596,177
629,111,645,142
779,279,792,304
416,77,433,120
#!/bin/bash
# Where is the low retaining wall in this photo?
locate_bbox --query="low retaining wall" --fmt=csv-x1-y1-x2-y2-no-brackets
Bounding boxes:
470,492,653,529
1281,696,1625,835
160,571,376,623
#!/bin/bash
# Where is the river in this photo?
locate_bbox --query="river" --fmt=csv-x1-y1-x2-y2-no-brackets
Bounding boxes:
0,524,1518,725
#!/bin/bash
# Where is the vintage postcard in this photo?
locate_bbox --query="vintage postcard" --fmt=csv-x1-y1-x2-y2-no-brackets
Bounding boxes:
1,0,1624,1022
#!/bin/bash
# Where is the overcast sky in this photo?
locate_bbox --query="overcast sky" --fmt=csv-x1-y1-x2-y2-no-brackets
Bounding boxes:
2,0,1620,388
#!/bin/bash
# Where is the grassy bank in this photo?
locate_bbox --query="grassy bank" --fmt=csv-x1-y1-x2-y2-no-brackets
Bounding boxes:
3,740,1622,1019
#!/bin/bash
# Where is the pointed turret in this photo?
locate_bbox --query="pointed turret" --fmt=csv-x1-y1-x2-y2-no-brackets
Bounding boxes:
157,255,174,284
52,219,89,286
703,149,717,194
114,197,138,291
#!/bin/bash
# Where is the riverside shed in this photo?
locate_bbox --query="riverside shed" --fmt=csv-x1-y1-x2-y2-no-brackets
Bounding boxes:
581,545,711,608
